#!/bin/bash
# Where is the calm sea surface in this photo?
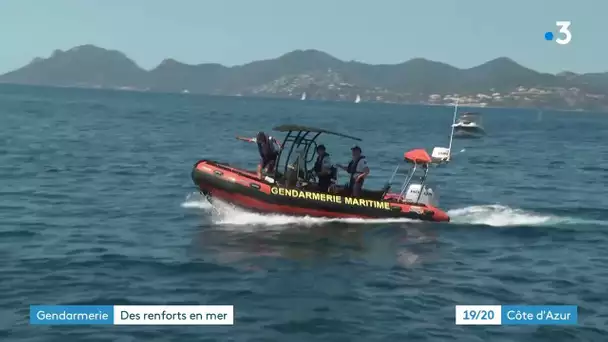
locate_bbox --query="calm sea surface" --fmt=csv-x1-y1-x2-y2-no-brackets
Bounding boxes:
1,84,607,341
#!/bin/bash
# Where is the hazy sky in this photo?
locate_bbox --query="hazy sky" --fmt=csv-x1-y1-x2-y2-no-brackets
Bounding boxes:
0,0,604,74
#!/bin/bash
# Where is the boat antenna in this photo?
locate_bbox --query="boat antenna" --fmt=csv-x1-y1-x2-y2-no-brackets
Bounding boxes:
447,99,459,160
430,99,459,164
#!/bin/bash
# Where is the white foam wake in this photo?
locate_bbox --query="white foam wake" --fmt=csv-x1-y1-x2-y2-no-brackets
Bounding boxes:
447,204,554,226
182,193,607,228
180,192,416,229
180,192,213,209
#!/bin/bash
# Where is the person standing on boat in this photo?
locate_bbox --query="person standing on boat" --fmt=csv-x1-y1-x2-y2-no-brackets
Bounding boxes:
337,145,369,197
313,144,336,192
237,132,282,179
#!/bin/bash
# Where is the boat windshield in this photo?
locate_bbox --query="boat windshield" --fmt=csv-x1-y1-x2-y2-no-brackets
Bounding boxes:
458,113,482,124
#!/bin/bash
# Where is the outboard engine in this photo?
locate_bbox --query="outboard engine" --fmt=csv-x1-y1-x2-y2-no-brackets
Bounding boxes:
404,183,439,206
431,147,450,163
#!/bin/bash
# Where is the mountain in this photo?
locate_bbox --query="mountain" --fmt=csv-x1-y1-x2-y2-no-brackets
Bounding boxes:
0,45,148,88
459,57,558,91
148,59,227,93
1,45,608,110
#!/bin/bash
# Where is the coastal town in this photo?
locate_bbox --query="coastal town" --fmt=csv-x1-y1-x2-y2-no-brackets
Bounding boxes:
245,69,608,111
426,86,606,110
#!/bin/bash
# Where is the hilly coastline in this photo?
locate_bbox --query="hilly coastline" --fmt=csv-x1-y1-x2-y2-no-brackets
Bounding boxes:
2,44,607,111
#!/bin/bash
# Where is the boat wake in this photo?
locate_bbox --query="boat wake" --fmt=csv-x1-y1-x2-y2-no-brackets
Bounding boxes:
181,193,608,228
447,204,608,227
180,192,416,229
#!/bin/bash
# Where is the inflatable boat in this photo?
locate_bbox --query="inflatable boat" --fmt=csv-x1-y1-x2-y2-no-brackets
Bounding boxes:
191,125,450,222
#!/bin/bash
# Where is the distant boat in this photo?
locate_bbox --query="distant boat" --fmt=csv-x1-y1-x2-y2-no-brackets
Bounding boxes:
182,89,190,94
354,94,361,103
452,112,486,138
301,92,307,100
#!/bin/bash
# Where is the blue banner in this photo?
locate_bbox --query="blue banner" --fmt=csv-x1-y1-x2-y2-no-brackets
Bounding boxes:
501,305,577,325
30,305,114,325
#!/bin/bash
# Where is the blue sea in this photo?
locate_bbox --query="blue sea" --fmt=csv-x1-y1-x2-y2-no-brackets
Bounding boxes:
1,84,607,341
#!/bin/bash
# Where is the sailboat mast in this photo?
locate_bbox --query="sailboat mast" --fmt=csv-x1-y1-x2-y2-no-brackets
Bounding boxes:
447,99,459,157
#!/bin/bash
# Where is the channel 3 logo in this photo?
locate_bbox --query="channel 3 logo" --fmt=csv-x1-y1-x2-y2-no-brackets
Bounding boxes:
545,21,571,45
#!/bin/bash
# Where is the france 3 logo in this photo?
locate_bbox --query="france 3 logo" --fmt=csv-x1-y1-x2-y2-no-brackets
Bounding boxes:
545,21,572,45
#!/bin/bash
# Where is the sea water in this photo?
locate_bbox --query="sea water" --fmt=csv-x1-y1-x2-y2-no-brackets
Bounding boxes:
1,84,607,341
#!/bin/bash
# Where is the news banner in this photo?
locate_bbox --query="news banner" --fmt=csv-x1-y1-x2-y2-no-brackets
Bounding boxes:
455,305,577,325
30,305,234,325
30,305,577,326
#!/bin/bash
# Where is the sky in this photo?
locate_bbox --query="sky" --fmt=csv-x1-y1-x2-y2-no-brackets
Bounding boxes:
0,0,605,75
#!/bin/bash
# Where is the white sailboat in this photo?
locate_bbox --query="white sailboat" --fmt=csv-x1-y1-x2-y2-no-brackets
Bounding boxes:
301,92,307,100
354,94,361,103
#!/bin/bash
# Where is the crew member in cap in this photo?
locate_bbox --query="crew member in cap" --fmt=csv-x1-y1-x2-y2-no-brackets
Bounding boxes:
313,144,336,192
237,131,282,180
337,145,369,197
